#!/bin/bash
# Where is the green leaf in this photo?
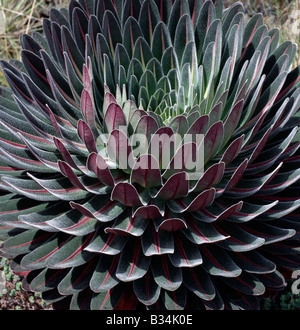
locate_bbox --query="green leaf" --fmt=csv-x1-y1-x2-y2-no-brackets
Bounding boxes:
195,0,216,60
202,19,222,74
200,244,242,277
266,41,295,74
161,46,179,75
70,288,92,310
216,221,265,252
102,10,122,56
1,175,59,201
105,210,148,237
96,0,119,24
245,36,271,97
138,0,161,44
46,233,94,269
122,17,143,58
168,233,203,268
0,137,51,174
29,268,69,293
151,255,182,291
46,207,99,236
116,238,151,281
114,43,130,82
181,42,198,86
85,228,128,255
153,0,172,23
203,121,224,163
133,271,161,306
141,223,174,256
222,272,265,296
221,99,244,149
0,196,43,229
183,214,229,245
133,37,154,69
58,257,97,295
19,135,61,173
103,54,115,94
21,50,52,98
256,271,286,290
268,27,280,54
188,0,204,25
222,1,243,37
90,284,126,310
61,25,85,78
174,14,194,64
19,201,69,232
258,168,300,196
72,7,88,56
230,250,276,274
90,254,120,292
139,70,157,99
21,233,68,270
242,13,263,50
27,173,93,201
47,69,84,127
183,266,216,301
168,0,190,41
0,229,52,258
152,22,172,61
122,0,141,26
162,285,187,310
254,71,288,116
64,52,84,102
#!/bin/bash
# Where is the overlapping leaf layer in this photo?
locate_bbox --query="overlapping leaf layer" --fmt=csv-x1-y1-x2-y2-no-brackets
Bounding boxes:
0,0,300,310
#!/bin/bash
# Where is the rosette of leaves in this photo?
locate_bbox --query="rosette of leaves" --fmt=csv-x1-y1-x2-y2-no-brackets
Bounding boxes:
0,0,300,310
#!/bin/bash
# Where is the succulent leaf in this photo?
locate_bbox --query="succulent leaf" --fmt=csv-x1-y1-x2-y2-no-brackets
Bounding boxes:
0,0,299,310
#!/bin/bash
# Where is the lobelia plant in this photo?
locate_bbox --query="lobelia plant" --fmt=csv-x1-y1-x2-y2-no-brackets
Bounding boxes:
0,0,300,310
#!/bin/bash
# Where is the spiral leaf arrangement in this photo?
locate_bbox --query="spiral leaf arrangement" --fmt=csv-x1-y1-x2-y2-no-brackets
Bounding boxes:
0,0,300,310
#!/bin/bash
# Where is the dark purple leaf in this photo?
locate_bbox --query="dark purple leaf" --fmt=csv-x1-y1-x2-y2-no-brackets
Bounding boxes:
155,172,189,200
111,182,143,207
131,154,162,188
193,162,225,192
87,152,114,186
58,160,86,190
77,119,97,153
203,121,224,163
107,129,135,172
133,204,163,219
104,103,127,134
